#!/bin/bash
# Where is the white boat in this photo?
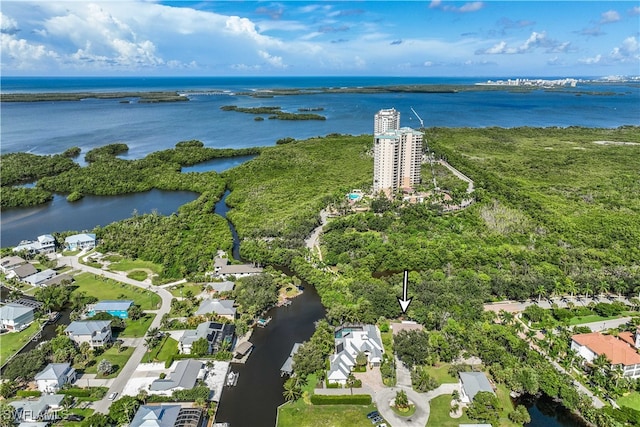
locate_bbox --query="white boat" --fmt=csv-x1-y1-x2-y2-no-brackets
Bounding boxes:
226,371,239,387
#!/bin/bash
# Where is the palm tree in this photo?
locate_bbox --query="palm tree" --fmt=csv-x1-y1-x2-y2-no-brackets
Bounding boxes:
346,373,357,395
282,377,301,402
583,283,593,301
613,281,627,301
536,285,547,303
498,310,515,326
596,281,609,299
553,280,564,302
565,279,577,303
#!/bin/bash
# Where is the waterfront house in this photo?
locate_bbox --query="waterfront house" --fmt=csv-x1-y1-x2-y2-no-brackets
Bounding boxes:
459,372,494,404
13,234,56,255
10,263,38,281
327,324,384,385
179,321,235,355
211,256,263,279
35,363,77,394
10,394,64,422
571,331,640,378
280,343,303,376
0,302,35,331
24,269,57,286
149,360,205,395
64,233,96,251
195,298,236,320
130,405,203,427
65,320,112,347
89,300,134,319
42,273,74,287
0,255,26,274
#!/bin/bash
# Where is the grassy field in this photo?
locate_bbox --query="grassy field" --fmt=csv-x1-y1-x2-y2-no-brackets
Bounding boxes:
169,283,203,298
127,270,148,281
0,322,41,365
71,272,160,309
148,336,178,362
424,364,457,385
118,314,155,338
277,403,378,427
617,391,640,411
109,259,163,275
82,346,135,378
567,313,630,326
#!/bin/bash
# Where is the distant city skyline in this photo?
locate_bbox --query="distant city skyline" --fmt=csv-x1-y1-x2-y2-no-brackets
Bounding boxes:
1,1,639,77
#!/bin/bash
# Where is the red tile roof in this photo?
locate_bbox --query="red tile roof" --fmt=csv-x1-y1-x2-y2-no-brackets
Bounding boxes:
572,332,640,366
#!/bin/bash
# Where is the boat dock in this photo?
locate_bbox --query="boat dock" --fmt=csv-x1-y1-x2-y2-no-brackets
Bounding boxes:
280,342,302,377
256,316,272,327
233,341,253,364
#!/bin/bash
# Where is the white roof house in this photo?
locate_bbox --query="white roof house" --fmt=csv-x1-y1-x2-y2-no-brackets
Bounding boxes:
208,281,235,293
327,325,384,385
13,234,56,255
35,363,77,394
195,299,236,319
130,405,202,427
64,233,96,251
459,372,494,403
65,320,112,347
24,269,57,286
0,303,35,331
10,394,64,423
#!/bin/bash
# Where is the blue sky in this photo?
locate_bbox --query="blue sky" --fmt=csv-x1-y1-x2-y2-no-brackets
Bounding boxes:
1,1,639,77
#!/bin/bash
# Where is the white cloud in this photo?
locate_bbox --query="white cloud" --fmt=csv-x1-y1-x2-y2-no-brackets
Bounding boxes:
258,50,286,68
430,1,484,13
579,54,602,64
610,36,639,62
0,12,19,34
600,10,621,24
476,32,571,55
630,6,640,16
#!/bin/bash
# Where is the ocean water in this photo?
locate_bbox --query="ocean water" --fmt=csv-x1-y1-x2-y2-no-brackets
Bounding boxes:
1,76,638,159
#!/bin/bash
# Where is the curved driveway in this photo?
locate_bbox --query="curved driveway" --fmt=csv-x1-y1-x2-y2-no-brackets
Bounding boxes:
58,255,176,414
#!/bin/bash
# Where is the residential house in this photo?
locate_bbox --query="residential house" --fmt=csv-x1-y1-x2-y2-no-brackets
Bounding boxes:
24,269,57,286
65,320,112,347
149,360,205,395
212,256,263,279
0,302,35,331
42,274,74,287
571,331,640,378
459,372,494,404
0,256,26,274
327,324,384,385
208,281,235,293
9,263,38,281
13,234,56,255
10,394,64,423
35,363,77,394
88,300,134,319
130,405,203,427
64,233,96,251
179,321,235,355
195,299,236,320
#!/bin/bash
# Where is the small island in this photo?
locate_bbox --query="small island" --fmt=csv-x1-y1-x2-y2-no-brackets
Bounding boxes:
220,105,326,120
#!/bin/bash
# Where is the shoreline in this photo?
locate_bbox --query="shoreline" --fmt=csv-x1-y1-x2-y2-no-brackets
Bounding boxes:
2,81,637,102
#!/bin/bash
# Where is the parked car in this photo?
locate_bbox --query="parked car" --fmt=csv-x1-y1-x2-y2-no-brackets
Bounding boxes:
66,414,85,421
367,411,380,419
108,392,118,400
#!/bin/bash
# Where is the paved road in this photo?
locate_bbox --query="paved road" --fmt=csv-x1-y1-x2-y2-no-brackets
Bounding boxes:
59,255,175,414
485,295,633,314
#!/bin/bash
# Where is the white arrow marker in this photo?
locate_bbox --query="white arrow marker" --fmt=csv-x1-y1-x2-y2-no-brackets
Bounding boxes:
398,270,412,314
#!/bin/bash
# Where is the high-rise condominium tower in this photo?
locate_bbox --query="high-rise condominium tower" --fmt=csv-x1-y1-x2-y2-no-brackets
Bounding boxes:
374,108,400,134
373,108,422,194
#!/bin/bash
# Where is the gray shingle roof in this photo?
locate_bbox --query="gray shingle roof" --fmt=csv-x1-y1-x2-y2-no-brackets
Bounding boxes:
130,405,182,427
195,299,236,317
149,360,203,391
12,264,38,279
65,320,111,336
459,372,493,401
0,303,34,320
34,363,73,381
93,300,134,311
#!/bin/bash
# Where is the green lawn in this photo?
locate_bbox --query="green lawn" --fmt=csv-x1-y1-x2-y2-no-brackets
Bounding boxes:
0,321,42,365
127,270,148,281
277,403,378,427
109,259,163,275
617,391,640,411
169,283,203,298
148,337,178,362
57,408,95,427
427,394,473,426
81,346,134,378
424,364,457,385
71,272,160,309
118,314,155,338
567,313,629,326
380,329,393,355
